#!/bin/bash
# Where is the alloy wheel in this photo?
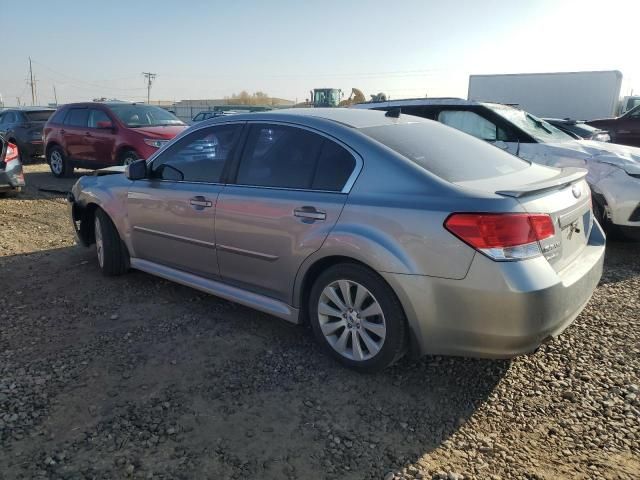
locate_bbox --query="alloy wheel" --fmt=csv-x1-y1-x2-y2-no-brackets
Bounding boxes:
50,150,63,175
123,156,137,166
317,280,386,361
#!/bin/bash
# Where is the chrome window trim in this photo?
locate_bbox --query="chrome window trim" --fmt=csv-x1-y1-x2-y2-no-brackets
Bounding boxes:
143,119,363,193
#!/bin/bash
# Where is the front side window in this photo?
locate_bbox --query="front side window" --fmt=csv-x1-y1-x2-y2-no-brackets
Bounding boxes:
108,104,184,127
88,109,111,128
64,108,89,127
438,110,508,141
150,124,242,183
3,112,17,124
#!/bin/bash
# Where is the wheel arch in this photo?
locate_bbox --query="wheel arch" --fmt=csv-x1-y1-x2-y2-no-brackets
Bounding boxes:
45,141,63,161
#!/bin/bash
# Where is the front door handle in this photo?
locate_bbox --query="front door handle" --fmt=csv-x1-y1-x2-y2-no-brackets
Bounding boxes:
189,196,212,209
618,129,631,134
294,206,326,221
85,131,93,137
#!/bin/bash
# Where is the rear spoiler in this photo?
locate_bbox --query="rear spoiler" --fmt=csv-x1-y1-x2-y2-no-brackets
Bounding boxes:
496,167,588,198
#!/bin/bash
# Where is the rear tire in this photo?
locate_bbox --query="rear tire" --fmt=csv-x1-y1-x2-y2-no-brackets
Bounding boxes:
94,208,130,276
48,146,73,177
308,263,407,372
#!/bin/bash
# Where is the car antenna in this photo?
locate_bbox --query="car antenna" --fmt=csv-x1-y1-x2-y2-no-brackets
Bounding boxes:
385,107,401,118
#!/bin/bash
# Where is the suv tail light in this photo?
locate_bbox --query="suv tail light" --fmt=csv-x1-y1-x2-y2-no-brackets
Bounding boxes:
444,213,555,261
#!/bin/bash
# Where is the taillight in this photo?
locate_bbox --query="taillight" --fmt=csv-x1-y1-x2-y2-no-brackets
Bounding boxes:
445,213,555,261
5,142,19,162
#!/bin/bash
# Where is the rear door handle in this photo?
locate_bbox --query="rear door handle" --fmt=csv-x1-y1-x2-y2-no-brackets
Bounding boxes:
294,206,326,221
60,129,66,134
85,131,92,137
189,196,212,209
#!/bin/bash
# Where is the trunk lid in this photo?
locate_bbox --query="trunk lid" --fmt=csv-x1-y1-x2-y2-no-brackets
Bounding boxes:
456,164,592,272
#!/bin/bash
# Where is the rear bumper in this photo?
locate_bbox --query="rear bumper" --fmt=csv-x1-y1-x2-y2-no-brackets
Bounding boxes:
0,163,25,192
382,220,606,358
21,140,44,158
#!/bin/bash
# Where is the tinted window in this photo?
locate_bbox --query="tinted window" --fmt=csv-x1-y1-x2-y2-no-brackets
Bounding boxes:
23,110,53,122
88,109,111,128
3,112,17,124
64,108,89,127
151,124,241,183
312,140,356,191
193,113,204,121
49,109,66,124
109,104,184,127
361,122,530,182
236,125,324,189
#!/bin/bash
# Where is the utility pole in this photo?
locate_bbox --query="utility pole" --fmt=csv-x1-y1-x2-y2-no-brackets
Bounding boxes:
28,57,37,106
53,85,58,106
142,72,157,104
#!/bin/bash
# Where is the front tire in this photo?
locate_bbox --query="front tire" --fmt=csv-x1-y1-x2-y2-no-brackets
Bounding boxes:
309,263,407,372
120,149,139,166
48,146,73,177
94,209,130,276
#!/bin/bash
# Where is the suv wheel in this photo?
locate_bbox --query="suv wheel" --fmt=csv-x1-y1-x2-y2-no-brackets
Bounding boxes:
120,150,139,166
94,208,130,276
309,263,407,372
48,146,72,177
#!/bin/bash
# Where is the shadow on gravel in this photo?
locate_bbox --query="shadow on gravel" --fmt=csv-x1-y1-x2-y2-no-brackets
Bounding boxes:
0,244,512,478
2,169,90,201
599,239,640,285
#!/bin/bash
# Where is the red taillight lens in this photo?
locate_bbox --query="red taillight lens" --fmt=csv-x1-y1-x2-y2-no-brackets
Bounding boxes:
5,142,19,162
445,213,555,261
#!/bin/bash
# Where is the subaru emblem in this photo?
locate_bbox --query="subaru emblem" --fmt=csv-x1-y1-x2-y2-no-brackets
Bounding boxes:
572,184,582,199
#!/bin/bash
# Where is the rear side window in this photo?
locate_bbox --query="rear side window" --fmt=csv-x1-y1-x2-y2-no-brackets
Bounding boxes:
88,109,111,128
312,140,356,191
151,124,242,183
236,125,324,189
361,122,530,182
64,108,89,127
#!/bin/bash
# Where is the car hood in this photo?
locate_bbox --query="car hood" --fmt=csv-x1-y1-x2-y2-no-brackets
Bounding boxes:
521,139,640,176
131,125,187,139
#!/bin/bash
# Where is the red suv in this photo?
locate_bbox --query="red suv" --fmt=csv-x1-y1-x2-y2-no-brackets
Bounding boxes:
44,102,187,177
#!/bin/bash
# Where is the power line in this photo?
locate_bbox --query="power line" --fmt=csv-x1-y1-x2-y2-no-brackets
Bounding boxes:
142,72,157,103
28,57,37,105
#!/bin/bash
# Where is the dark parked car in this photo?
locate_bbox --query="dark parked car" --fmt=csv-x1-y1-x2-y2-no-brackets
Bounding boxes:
43,102,187,177
588,105,640,147
0,135,25,195
544,118,610,142
0,108,55,162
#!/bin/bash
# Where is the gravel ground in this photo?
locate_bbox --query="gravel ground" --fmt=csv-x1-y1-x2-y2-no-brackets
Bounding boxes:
0,164,638,480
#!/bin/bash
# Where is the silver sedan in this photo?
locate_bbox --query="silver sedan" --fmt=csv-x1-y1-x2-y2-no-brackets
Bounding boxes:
68,108,605,371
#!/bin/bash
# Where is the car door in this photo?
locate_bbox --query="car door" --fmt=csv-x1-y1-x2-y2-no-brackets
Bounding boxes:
86,108,117,165
127,122,243,279
62,108,90,160
215,123,358,303
613,109,640,147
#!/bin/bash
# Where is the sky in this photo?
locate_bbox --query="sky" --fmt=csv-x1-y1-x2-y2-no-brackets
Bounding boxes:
1,0,639,106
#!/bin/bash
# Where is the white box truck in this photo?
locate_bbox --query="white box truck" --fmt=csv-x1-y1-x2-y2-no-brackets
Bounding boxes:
468,70,639,120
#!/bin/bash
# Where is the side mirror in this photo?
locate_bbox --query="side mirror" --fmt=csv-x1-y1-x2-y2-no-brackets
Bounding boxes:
125,159,147,180
96,120,114,129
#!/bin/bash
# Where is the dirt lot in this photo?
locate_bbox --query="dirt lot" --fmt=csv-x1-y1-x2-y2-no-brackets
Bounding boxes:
1,164,639,480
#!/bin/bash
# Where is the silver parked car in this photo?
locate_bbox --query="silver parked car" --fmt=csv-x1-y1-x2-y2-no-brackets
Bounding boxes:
68,109,605,371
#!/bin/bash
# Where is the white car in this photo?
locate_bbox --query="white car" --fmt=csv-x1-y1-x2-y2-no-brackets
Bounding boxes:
354,99,640,237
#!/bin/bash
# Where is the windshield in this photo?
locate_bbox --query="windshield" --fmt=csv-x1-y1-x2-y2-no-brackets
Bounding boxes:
24,110,54,122
109,104,185,127
487,104,573,143
361,121,530,182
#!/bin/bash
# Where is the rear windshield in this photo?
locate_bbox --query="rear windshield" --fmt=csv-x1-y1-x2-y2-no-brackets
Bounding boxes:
360,121,530,182
24,110,54,122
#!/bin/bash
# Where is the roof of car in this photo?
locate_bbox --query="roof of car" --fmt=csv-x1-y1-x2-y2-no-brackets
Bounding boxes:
2,107,55,112
197,107,430,129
